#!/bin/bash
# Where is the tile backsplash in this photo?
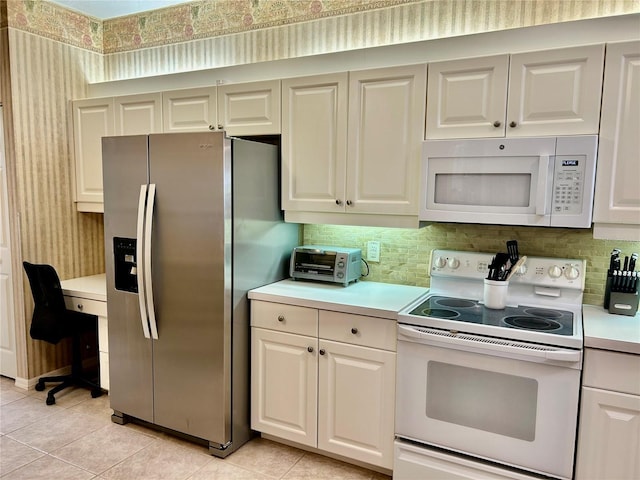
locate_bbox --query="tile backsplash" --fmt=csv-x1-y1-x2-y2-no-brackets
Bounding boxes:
303,223,640,306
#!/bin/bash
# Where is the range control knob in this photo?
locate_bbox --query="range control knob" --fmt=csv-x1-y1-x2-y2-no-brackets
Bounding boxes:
447,257,460,269
434,256,447,268
565,265,580,280
548,265,563,279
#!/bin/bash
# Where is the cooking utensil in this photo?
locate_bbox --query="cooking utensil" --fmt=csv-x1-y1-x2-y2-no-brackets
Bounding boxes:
506,240,519,264
506,255,527,281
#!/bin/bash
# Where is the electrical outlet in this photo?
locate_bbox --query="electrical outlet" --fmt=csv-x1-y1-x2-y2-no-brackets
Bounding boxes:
367,241,380,262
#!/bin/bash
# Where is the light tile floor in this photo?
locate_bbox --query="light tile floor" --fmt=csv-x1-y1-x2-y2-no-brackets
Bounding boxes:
0,376,391,479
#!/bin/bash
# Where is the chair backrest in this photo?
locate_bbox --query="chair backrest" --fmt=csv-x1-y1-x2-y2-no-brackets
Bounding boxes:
23,261,68,344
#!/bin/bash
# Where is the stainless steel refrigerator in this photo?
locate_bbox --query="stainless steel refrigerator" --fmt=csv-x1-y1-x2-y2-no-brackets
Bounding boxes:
102,131,299,456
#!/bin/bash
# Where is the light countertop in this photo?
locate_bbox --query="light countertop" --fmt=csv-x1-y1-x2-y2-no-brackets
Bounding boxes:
583,304,640,355
60,273,106,302
248,279,428,319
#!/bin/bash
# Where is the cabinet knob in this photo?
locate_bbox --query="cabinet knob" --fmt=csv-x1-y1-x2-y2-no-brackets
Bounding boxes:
493,121,501,127
277,315,285,322
217,124,223,130
307,346,314,353
335,199,343,206
208,125,215,130
319,349,326,355
77,304,83,310
351,327,358,334
346,200,352,206
509,121,517,128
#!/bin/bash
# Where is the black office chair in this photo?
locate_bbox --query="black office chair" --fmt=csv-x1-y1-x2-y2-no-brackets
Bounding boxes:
23,261,103,405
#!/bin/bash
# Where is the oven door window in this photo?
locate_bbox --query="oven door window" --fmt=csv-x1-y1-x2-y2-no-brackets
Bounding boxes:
426,361,538,441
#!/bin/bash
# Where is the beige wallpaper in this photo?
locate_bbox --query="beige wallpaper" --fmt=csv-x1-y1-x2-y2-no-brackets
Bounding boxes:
6,27,104,377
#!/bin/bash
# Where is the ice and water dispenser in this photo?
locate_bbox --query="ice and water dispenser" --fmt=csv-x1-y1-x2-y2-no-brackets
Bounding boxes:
113,237,138,293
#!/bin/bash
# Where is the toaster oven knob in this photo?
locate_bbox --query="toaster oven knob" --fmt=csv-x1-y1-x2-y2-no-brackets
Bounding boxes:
447,257,460,269
337,272,344,279
564,265,580,280
548,265,563,279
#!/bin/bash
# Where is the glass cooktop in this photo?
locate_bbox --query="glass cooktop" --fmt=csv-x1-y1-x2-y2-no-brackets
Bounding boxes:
407,295,574,336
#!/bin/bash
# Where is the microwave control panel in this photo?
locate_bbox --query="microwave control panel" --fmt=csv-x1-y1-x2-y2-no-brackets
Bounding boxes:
552,156,585,215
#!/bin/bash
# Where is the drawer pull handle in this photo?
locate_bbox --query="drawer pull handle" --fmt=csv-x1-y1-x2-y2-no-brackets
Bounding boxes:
319,349,326,355
277,315,285,322
351,327,358,334
307,346,313,353
77,304,83,310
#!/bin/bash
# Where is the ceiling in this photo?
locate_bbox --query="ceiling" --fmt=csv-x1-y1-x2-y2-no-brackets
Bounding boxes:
49,0,194,20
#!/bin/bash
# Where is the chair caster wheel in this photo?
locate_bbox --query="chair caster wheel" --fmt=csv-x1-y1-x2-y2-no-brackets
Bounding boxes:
91,389,103,398
35,381,45,391
46,395,55,405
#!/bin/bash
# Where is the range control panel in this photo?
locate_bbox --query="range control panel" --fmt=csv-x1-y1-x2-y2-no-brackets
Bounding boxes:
430,250,586,289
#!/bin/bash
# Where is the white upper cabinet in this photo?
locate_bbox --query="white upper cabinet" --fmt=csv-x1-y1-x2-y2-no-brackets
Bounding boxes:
114,93,163,135
217,80,281,135
347,65,426,215
281,73,348,213
426,45,605,139
163,87,217,132
282,65,426,227
592,40,640,241
426,55,509,139
71,97,114,211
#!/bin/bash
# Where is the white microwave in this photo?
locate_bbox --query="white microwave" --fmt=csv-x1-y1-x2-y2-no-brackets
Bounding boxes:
419,136,598,228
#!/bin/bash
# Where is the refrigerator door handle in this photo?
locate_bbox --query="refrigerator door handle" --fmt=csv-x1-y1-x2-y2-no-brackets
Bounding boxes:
136,185,151,339
144,183,159,340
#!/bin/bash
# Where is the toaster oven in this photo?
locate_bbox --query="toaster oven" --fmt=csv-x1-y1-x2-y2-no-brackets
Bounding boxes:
290,246,362,286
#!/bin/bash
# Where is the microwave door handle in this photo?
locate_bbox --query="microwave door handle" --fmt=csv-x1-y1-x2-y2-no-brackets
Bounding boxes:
536,155,551,216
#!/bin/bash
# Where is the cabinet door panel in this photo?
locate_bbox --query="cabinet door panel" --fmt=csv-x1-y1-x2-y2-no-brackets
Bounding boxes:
218,80,280,135
282,73,348,212
72,98,114,209
575,387,640,479
114,93,162,135
251,328,317,447
507,44,604,137
593,40,640,233
318,340,396,469
162,87,217,132
426,55,509,139
347,65,425,215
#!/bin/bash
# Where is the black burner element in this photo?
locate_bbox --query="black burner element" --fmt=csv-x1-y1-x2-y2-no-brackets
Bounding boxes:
435,298,476,308
419,308,459,319
523,308,563,318
502,316,563,331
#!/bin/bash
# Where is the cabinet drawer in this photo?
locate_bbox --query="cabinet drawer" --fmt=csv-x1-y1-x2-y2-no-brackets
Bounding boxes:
251,300,318,336
319,310,396,351
64,295,107,317
583,348,640,395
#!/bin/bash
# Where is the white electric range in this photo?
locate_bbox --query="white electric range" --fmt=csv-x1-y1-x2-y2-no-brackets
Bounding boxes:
394,250,585,480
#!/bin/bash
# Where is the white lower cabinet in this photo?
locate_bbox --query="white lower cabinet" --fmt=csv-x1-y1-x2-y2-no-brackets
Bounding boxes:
575,348,640,479
251,300,396,470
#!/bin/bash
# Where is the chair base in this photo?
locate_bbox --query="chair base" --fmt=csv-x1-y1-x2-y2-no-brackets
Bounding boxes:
35,374,103,405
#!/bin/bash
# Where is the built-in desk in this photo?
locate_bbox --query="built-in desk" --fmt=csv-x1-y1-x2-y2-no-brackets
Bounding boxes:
60,274,108,390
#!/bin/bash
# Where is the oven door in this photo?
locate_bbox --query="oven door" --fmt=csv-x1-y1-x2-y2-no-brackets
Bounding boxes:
395,324,581,480
419,137,556,226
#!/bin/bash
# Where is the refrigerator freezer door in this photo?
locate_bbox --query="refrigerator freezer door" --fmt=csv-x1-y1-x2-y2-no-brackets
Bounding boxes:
147,132,231,445
103,135,154,424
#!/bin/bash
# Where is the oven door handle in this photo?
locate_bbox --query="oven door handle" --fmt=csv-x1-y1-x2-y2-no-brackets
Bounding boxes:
398,324,582,364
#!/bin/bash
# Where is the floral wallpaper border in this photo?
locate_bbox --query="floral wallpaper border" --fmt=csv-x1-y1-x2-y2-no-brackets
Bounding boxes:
4,0,423,53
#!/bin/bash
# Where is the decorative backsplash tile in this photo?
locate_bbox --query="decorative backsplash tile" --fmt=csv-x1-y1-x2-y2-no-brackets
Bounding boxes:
303,223,640,307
